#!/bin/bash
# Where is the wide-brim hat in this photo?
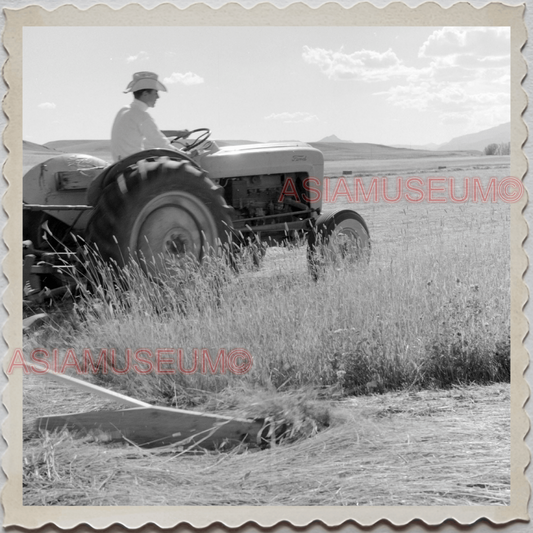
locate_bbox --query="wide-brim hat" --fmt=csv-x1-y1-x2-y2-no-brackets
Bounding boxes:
124,72,168,93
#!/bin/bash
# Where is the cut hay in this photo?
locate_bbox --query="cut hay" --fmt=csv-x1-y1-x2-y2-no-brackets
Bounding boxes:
23,383,510,506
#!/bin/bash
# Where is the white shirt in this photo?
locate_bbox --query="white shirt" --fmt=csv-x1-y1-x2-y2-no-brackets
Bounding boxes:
110,99,177,162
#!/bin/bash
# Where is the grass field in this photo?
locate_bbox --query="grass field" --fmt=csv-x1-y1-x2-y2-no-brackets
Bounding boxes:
324,154,510,177
21,145,511,506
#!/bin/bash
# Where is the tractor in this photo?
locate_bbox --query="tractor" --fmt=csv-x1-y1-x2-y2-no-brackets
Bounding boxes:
23,128,370,303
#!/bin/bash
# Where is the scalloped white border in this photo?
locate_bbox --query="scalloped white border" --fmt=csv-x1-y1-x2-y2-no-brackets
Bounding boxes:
1,2,529,529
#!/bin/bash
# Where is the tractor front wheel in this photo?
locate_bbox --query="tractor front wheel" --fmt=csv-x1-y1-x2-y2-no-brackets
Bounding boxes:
307,209,370,279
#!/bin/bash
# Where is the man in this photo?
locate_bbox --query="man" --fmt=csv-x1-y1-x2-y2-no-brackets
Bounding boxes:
111,71,188,162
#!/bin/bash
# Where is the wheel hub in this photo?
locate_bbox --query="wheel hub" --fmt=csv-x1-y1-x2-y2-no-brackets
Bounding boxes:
164,229,194,256
131,192,220,275
334,228,361,259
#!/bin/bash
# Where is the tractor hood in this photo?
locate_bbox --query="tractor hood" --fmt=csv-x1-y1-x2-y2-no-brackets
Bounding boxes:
198,141,324,182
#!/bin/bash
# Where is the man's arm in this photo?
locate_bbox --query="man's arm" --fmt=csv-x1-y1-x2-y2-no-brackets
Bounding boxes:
141,115,181,151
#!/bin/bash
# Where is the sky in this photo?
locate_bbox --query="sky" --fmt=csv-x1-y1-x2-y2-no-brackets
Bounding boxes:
23,26,510,146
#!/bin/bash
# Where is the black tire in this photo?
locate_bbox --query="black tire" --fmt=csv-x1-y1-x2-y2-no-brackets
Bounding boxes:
307,209,370,279
86,157,233,275
86,148,197,207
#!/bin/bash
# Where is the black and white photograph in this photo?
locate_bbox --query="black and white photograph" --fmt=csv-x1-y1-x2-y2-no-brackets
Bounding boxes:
1,1,529,529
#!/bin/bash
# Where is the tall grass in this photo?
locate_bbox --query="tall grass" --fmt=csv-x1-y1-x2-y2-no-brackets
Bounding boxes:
25,217,510,405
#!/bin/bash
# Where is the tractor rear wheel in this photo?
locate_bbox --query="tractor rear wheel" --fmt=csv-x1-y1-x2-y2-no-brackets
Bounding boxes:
307,209,370,279
87,158,233,275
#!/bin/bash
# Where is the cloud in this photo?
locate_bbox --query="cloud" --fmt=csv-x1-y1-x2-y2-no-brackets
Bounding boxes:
419,27,510,62
302,29,509,134
481,69,510,86
302,46,422,82
304,28,509,86
126,51,149,63
439,112,472,125
378,83,508,110
414,28,510,91
163,72,204,85
362,28,511,132
377,82,509,130
265,112,318,123
38,102,56,110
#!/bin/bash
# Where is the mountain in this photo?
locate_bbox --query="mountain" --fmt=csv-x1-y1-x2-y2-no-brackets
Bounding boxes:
308,142,479,161
438,122,510,152
318,134,354,143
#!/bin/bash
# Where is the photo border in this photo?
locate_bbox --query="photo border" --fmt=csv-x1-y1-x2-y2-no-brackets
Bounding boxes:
2,2,529,529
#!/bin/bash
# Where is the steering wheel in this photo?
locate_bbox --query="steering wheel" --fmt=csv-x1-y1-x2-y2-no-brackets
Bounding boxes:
175,128,211,151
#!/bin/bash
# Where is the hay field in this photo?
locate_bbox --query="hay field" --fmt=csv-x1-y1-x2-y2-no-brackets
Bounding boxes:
21,144,511,506
23,376,509,506
324,154,510,177
327,167,510,246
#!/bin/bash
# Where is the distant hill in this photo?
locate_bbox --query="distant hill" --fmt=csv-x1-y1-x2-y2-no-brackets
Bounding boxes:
438,122,510,152
308,142,480,161
43,139,263,152
329,122,510,153
23,140,58,153
25,137,482,165
45,139,112,154
318,134,354,143
392,142,441,151
27,122,510,160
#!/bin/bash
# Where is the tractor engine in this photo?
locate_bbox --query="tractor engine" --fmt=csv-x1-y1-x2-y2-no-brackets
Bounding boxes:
198,141,324,234
221,173,309,225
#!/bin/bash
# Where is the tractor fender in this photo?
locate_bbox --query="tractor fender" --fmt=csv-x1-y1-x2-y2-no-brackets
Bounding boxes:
23,153,108,230
86,148,200,206
24,153,108,205
312,209,370,236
